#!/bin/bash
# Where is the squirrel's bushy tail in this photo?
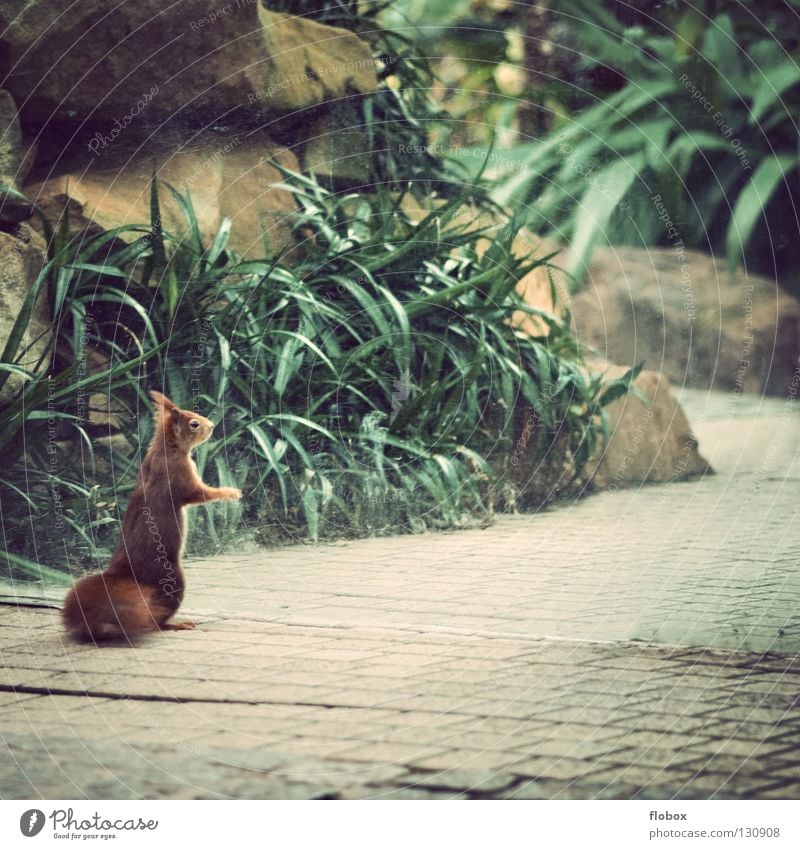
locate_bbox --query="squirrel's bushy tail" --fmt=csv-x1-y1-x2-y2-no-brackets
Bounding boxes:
62,574,169,643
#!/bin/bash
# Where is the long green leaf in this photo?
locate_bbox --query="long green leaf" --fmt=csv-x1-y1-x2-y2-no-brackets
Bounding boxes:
566,154,645,281
725,153,797,271
750,61,800,125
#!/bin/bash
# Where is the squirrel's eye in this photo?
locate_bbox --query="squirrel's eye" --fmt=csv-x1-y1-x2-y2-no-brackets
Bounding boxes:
190,420,200,429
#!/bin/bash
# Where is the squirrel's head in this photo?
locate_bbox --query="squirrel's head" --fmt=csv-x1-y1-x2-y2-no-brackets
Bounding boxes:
150,390,214,452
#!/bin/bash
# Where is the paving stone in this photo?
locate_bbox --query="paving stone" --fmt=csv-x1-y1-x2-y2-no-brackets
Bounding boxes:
508,756,603,782
1,393,799,798
501,778,574,799
342,786,451,799
204,747,289,773
403,768,519,794
335,741,449,766
407,748,518,772
511,737,632,761
743,780,800,799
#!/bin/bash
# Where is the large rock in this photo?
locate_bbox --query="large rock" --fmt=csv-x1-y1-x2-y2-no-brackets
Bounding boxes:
571,246,800,396
303,100,372,186
506,362,710,506
257,11,378,114
491,230,711,495
586,365,711,489
25,132,301,258
508,231,569,336
0,225,50,401
0,2,378,125
0,90,34,224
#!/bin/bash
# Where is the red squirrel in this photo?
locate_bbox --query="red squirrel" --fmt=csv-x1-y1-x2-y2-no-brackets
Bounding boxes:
62,391,241,643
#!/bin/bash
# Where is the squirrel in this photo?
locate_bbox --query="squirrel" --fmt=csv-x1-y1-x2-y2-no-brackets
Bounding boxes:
62,390,242,643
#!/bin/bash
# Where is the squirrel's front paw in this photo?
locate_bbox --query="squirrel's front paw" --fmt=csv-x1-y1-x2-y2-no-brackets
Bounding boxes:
222,487,242,501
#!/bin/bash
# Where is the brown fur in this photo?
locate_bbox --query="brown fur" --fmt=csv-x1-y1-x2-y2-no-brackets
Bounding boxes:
62,391,241,643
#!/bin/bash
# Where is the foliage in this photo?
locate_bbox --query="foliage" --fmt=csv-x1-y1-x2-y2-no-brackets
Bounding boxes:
490,0,800,283
1,173,636,579
0,197,164,584
264,0,458,194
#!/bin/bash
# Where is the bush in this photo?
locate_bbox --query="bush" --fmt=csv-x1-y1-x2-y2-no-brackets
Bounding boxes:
488,0,800,284
0,204,165,583
0,172,636,580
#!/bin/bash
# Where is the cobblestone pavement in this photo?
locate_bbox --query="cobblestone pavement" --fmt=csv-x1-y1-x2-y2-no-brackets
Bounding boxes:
1,390,798,799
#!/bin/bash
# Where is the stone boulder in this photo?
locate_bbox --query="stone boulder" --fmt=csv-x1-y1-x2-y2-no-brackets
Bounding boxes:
303,101,372,186
258,11,378,114
570,246,800,396
1,2,378,126
24,131,301,258
506,362,711,505
586,365,711,489
509,231,569,336
0,225,50,402
0,90,34,224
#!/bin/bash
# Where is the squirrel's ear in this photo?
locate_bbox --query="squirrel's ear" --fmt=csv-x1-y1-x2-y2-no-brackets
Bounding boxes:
150,389,178,422
150,389,177,411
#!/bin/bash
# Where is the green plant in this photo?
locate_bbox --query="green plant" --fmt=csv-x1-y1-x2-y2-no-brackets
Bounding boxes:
265,0,461,194
0,201,165,582
488,0,800,283
1,170,637,579
381,0,528,148
185,171,637,539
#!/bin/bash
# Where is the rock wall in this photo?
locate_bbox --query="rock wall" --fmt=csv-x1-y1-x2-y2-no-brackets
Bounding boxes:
571,246,800,397
585,365,710,489
0,0,379,256
0,226,49,402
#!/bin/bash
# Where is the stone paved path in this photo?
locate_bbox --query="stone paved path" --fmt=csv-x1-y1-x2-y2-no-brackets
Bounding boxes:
1,389,799,799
